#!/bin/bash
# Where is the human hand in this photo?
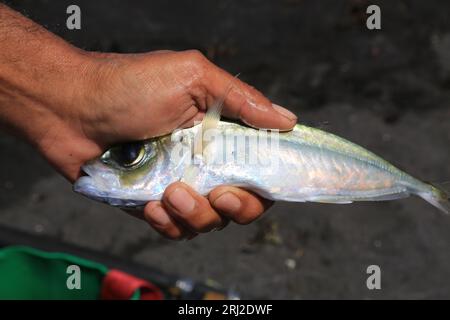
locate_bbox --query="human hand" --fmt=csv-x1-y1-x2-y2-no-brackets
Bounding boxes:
74,50,297,239
0,6,297,240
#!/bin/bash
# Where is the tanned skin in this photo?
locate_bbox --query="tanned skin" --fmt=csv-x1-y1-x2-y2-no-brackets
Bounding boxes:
0,4,297,239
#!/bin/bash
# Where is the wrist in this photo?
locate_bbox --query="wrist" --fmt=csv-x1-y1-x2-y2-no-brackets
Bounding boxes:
72,52,130,144
0,45,94,145
0,4,104,147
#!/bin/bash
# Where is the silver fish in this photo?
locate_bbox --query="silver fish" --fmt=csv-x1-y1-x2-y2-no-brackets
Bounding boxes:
74,103,449,213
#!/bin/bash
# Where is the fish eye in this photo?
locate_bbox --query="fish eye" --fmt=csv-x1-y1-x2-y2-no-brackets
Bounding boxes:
109,142,146,168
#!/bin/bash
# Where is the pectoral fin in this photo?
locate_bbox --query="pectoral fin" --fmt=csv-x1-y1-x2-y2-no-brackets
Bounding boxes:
194,78,236,158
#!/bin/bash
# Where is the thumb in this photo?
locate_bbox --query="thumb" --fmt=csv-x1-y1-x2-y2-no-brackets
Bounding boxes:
203,63,297,131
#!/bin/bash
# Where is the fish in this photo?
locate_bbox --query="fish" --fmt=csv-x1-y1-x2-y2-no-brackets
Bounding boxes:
73,97,449,213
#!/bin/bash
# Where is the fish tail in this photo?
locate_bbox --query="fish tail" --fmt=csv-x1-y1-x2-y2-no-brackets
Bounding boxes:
418,182,450,214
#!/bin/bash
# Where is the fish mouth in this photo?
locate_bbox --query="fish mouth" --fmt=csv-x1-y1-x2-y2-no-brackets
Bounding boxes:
73,175,111,203
73,166,147,209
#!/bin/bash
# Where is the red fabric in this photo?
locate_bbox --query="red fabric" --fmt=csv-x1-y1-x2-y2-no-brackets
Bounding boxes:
101,269,164,300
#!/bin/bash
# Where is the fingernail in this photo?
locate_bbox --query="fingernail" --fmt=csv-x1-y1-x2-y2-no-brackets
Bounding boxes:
213,192,241,214
167,188,196,214
150,206,171,226
272,103,297,121
247,98,270,112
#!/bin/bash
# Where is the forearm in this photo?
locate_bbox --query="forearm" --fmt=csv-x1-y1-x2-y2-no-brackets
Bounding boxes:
0,4,92,146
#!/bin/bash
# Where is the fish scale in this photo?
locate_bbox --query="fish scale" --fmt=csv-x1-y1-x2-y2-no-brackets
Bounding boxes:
74,108,449,213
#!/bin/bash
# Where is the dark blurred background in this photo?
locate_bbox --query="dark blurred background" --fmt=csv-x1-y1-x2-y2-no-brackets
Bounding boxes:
0,0,449,298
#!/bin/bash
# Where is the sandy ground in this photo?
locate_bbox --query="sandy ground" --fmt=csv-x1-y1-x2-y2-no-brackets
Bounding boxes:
0,0,449,298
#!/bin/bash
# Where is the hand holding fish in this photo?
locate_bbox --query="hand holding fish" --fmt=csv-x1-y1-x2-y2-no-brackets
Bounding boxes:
86,50,297,239
2,5,448,243
0,4,297,239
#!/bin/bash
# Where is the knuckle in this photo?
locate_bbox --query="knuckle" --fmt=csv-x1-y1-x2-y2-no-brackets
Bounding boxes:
176,50,210,90
182,50,208,75
184,49,206,63
160,226,185,241
192,220,216,233
145,201,160,214
168,233,186,241
233,211,261,225
191,213,222,233
163,233,183,241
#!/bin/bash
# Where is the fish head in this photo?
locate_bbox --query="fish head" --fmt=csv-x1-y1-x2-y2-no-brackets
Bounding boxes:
73,133,192,208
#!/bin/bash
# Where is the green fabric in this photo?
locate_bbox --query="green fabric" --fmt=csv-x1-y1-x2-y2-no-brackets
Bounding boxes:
0,246,108,300
130,289,141,300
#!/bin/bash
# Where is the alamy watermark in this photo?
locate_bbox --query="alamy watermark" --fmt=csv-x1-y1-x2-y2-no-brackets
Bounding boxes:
66,5,81,30
169,126,281,168
366,265,381,290
366,5,381,30
66,264,81,290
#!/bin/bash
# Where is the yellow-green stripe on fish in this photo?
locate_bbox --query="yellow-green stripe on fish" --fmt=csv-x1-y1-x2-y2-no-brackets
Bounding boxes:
74,93,449,213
